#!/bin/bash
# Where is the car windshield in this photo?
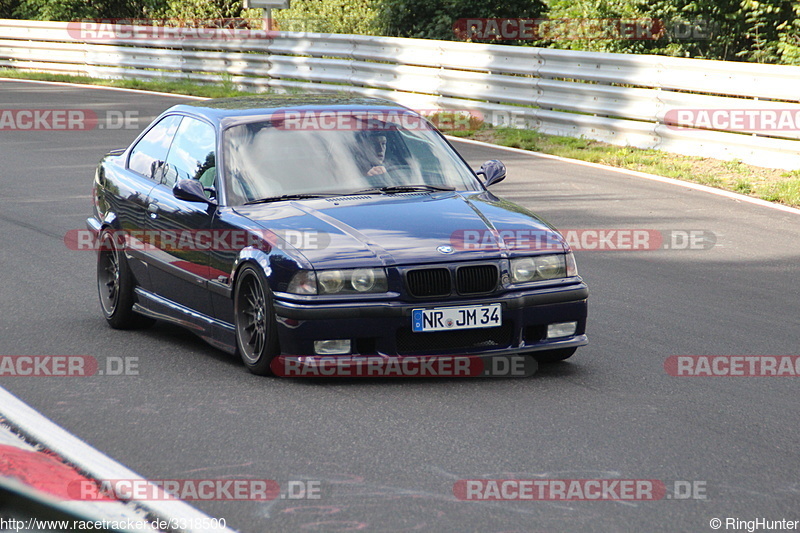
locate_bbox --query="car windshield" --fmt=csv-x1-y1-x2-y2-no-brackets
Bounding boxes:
223,110,482,205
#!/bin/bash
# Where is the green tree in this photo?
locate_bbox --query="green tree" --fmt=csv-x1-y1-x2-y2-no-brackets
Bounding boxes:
776,2,800,64
163,0,246,19
544,0,800,64
543,0,745,58
738,0,798,62
273,0,379,34
1,0,19,18
666,0,745,59
13,0,167,20
376,0,546,41
542,0,660,54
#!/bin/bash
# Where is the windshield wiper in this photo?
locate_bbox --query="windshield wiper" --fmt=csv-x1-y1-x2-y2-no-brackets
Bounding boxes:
244,193,341,205
245,186,456,204
356,185,456,194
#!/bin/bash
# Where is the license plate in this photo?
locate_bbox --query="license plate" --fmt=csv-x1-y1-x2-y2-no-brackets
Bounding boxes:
412,304,501,332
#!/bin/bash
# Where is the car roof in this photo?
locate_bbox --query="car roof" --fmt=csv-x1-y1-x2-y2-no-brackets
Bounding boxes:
167,95,414,129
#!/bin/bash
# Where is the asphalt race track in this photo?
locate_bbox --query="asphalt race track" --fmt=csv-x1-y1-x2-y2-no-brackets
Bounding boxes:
1,79,799,532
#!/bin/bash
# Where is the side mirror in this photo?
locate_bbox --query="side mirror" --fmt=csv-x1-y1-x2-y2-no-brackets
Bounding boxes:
173,178,216,204
477,160,506,187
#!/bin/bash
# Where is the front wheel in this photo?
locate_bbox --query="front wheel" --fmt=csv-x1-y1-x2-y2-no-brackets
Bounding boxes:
533,347,577,364
96,229,154,330
234,265,279,375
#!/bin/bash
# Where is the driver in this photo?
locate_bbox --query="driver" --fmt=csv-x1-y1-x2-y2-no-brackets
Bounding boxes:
364,133,387,176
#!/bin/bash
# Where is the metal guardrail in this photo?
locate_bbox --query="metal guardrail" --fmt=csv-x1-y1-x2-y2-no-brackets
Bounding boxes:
1,19,799,169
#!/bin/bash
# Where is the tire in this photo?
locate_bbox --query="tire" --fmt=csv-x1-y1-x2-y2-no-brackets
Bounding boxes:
234,264,279,375
533,347,577,364
96,229,154,330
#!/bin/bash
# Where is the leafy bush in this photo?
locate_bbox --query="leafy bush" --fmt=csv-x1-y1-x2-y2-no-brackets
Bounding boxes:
544,0,800,64
274,0,379,34
1,0,19,18
163,0,245,20
13,0,167,20
376,0,546,41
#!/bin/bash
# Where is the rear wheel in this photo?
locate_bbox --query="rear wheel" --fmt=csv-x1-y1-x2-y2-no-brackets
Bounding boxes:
234,265,279,375
533,347,577,364
96,230,154,329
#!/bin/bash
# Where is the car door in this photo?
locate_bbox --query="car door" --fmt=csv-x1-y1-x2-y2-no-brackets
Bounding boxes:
120,114,183,290
143,115,218,316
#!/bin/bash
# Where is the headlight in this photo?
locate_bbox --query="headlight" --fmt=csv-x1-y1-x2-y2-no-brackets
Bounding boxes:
510,254,572,283
510,257,537,283
351,268,378,292
535,254,565,279
287,268,388,295
318,270,345,294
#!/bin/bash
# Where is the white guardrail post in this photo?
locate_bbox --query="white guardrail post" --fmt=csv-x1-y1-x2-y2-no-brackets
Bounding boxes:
0,19,798,169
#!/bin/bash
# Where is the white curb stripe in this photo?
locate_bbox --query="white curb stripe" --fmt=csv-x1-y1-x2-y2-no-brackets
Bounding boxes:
449,136,800,216
0,387,236,533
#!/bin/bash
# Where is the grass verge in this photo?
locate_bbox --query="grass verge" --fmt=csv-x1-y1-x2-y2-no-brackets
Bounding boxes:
0,69,251,98
448,123,800,208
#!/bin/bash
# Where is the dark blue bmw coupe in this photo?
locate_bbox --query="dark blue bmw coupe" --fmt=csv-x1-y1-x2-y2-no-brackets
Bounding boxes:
88,95,587,375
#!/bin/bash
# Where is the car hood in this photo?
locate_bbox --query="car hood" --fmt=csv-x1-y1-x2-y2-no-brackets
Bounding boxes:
233,192,567,269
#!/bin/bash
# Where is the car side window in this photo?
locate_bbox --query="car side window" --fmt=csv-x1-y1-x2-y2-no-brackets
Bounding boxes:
163,117,216,194
128,115,182,180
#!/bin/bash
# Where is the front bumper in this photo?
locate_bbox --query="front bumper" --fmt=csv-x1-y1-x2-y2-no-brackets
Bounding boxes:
272,282,588,357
